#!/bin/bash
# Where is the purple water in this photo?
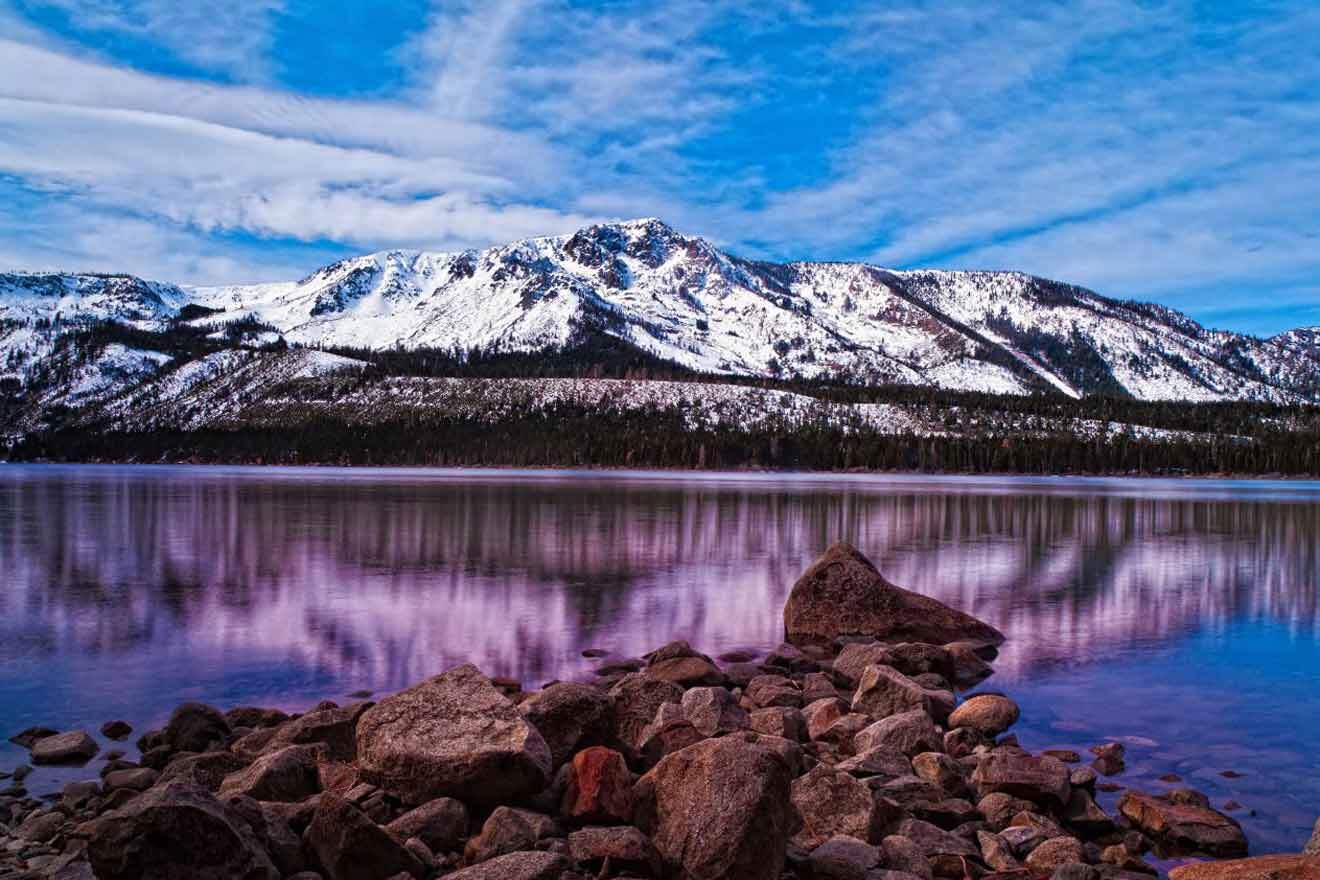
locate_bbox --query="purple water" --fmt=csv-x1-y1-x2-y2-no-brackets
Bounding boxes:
1,465,1317,854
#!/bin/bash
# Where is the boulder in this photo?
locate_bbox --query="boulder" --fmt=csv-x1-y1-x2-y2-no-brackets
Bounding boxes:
808,835,884,880
978,793,1036,831
87,781,278,880
561,746,633,825
972,752,1071,809
750,706,807,741
164,703,231,753
855,710,942,757
305,792,424,880
804,697,851,740
639,718,706,769
852,665,933,719
836,745,913,779
104,767,159,792
911,752,967,797
895,818,978,877
681,686,750,736
944,642,995,685
1306,818,1320,855
238,702,368,762
31,729,99,764
646,655,724,687
783,543,1005,648
218,744,323,802
1062,788,1118,837
1117,791,1247,857
948,695,1020,737
608,673,684,751
17,810,66,842
356,664,552,805
977,831,1024,872
833,643,896,686
791,764,890,848
518,682,613,768
387,797,469,854
803,671,840,703
568,826,661,876
645,639,706,664
101,720,133,740
746,674,804,708
224,706,290,730
881,834,936,880
1024,837,1087,873
158,751,250,791
1169,856,1320,880
464,806,558,865
9,725,58,748
444,851,568,880
634,734,798,880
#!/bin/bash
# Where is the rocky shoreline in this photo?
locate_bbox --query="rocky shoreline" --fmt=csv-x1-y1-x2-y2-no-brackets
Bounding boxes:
3,542,1318,880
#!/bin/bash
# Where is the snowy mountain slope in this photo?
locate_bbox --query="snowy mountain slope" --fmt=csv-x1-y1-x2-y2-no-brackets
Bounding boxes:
4,219,1320,406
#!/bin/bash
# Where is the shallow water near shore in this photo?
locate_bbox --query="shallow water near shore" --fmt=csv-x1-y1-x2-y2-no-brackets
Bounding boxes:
2,464,1318,855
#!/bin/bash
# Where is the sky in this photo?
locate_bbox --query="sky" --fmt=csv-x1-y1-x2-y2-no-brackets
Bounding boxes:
1,0,1318,335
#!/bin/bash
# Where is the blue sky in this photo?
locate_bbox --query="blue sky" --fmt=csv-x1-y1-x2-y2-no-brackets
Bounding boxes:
1,0,1317,335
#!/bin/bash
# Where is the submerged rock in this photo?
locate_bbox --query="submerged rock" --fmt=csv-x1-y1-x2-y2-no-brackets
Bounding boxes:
783,543,1005,648
1117,791,1248,857
1169,856,1320,880
948,694,1020,737
356,663,552,805
31,729,99,764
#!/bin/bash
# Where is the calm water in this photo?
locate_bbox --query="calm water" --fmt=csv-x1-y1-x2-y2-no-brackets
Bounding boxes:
2,465,1318,853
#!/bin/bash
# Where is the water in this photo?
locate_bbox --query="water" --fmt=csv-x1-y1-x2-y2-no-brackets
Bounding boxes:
2,465,1318,854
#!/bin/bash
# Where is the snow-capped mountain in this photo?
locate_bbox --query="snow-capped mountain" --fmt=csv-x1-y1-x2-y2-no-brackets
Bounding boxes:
4,218,1320,409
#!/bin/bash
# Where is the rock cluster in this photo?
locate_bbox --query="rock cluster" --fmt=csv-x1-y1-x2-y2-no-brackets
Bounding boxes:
0,543,1302,880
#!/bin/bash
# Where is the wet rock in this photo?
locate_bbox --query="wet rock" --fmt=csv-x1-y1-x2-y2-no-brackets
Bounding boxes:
855,710,942,757
464,806,559,865
8,726,58,748
1100,844,1156,874
972,752,1071,810
634,734,797,880
783,543,1005,649
747,674,804,709
948,695,1020,737
158,751,250,791
1072,766,1099,790
1117,791,1247,857
567,825,660,876
1024,837,1086,873
104,767,159,792
808,834,884,880
306,792,424,880
646,655,724,687
750,706,807,741
1043,749,1081,763
852,665,933,720
682,686,750,736
444,851,568,880
561,746,632,825
87,781,278,880
1090,743,1126,777
387,797,469,854
608,673,684,752
792,764,890,848
518,682,613,769
100,720,133,740
356,664,552,806
1168,855,1320,880
164,703,231,753
218,743,322,802
31,730,99,765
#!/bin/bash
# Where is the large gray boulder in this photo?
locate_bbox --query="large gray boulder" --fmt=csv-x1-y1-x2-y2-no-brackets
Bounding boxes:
634,734,799,880
784,543,1005,648
86,781,278,880
356,664,552,805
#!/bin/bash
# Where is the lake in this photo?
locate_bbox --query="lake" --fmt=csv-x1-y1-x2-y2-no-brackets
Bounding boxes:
1,465,1318,855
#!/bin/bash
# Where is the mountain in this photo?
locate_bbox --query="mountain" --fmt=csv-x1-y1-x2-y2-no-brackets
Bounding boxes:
3,219,1320,443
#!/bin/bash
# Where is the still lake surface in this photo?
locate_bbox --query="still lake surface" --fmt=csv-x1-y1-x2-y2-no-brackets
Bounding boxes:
1,465,1318,853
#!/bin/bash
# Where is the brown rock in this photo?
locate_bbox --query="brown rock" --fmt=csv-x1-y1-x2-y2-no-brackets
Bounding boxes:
464,806,558,865
747,674,804,708
836,745,913,779
944,642,995,686
1024,837,1086,873
792,764,888,848
1168,856,1320,880
305,792,423,880
855,710,942,757
567,825,660,876
239,702,368,762
783,543,1005,649
1062,788,1117,837
608,673,684,752
444,851,568,880
158,751,250,791
749,706,807,741
103,767,159,792
944,727,987,759
31,729,99,765
518,682,613,769
1117,791,1247,857
948,695,1020,737
972,752,1071,809
87,781,278,880
833,643,896,686
634,734,797,880
978,831,1025,871
356,664,552,806
804,697,851,740
387,797,469,854
895,818,979,878
852,665,933,720
882,834,936,880
101,720,133,740
224,706,290,730
808,834,884,880
8,726,57,748
646,655,724,687
979,793,1036,831
682,686,750,736
561,746,633,825
912,752,967,797
164,703,231,753
1307,818,1320,855
218,743,322,803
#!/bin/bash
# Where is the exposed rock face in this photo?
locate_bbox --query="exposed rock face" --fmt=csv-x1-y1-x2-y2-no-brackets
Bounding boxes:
634,734,798,880
305,792,424,880
87,781,278,880
218,744,323,802
518,682,613,768
1168,856,1320,880
386,797,469,854
1118,791,1248,857
972,752,1072,810
791,764,889,848
783,543,1005,648
30,730,99,764
356,664,552,805
947,695,1020,737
